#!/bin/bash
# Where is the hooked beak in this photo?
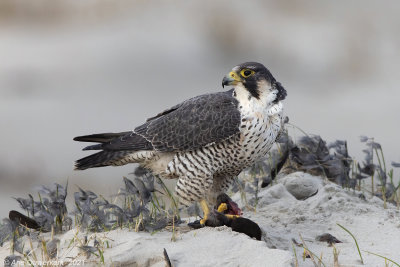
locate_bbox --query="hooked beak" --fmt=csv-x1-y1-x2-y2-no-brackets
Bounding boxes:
222,71,241,88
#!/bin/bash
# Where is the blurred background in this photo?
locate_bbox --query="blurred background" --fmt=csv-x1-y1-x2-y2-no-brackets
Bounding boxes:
1,0,399,216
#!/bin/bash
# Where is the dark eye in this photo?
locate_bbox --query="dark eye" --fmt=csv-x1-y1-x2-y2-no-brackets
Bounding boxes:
240,69,255,78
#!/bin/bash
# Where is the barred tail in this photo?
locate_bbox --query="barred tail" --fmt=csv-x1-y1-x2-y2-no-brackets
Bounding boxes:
73,131,154,170
74,150,131,170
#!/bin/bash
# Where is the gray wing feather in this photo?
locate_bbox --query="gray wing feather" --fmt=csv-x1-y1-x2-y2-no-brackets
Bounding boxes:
145,103,183,122
134,89,241,152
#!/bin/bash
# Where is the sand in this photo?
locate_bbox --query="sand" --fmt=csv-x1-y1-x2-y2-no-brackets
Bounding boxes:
1,172,400,266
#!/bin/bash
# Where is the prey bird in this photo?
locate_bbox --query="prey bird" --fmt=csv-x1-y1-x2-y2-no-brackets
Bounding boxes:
74,62,287,225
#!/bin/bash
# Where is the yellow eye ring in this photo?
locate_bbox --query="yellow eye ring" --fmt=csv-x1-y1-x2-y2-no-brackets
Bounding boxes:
240,69,255,78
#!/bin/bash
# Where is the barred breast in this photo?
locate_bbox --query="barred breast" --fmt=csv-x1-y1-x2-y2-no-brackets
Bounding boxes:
164,101,283,205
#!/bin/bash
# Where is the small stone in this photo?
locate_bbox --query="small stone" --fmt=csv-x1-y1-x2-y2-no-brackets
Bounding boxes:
316,233,342,245
4,255,22,267
282,172,323,200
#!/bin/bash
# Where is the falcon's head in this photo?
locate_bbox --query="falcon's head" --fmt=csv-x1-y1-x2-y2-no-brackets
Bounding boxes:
222,62,286,102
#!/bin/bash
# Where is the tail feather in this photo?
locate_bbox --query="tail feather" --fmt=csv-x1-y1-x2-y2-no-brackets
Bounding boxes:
74,131,153,170
73,132,130,143
82,144,103,151
74,150,131,170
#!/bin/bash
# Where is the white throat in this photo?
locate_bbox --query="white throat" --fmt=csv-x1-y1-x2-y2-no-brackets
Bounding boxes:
233,81,279,112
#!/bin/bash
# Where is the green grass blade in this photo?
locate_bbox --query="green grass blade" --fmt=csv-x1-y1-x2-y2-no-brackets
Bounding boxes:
337,223,364,264
364,251,400,267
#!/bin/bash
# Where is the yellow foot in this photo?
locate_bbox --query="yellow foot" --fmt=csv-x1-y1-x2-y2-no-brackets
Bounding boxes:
217,203,240,220
200,217,207,225
224,214,240,220
217,203,240,219
217,203,228,213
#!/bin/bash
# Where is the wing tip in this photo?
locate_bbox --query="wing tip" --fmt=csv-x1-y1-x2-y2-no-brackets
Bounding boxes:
74,161,86,171
82,144,103,151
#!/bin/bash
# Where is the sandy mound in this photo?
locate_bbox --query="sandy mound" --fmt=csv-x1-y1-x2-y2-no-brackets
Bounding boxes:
237,172,400,266
52,226,292,266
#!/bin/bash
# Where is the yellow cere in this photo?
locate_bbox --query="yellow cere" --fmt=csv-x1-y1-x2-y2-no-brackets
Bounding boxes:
229,71,241,82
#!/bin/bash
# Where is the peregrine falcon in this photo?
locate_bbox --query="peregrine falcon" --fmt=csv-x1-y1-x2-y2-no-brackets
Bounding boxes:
74,62,286,225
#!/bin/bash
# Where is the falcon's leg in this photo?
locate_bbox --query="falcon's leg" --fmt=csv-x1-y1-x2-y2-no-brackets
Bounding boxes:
175,174,214,226
199,199,210,225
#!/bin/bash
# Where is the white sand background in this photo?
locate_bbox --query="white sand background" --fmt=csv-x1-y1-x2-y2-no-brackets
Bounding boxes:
1,172,399,266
